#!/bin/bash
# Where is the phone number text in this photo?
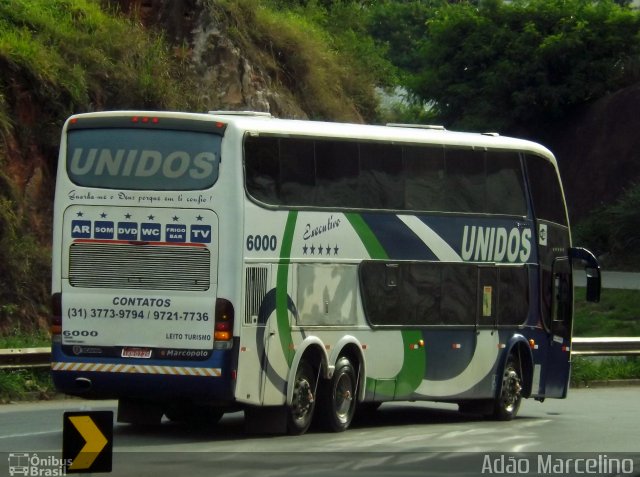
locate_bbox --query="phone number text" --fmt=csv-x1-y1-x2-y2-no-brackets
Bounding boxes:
67,308,210,321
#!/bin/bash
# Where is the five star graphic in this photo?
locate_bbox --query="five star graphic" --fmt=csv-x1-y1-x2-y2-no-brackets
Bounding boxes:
303,243,340,256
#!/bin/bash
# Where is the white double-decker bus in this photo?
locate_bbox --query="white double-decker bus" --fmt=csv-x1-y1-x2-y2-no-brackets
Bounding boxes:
51,111,600,434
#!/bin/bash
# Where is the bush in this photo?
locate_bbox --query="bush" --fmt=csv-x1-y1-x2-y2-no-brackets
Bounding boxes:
572,356,640,386
573,183,640,269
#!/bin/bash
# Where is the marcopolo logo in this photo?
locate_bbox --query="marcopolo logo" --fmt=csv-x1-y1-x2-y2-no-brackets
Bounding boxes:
461,225,532,263
69,148,217,181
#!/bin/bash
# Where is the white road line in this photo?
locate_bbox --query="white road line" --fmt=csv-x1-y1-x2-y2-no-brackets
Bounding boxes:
0,429,59,439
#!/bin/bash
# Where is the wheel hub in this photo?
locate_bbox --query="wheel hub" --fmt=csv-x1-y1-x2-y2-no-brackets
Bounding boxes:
292,379,314,419
502,369,522,412
335,375,354,418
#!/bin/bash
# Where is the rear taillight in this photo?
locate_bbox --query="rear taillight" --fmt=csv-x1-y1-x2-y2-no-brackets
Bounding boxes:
51,293,62,336
213,298,234,349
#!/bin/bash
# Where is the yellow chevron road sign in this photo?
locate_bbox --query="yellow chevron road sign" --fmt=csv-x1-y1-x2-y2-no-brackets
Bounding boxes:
63,411,113,473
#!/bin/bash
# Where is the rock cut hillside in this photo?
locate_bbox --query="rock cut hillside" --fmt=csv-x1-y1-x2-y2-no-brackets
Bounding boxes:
0,0,376,332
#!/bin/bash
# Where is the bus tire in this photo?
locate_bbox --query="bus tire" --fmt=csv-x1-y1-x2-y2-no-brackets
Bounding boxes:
287,360,317,435
491,353,523,421
318,356,357,432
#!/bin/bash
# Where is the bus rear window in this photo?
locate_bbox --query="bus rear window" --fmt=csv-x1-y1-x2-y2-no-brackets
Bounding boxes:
67,128,221,190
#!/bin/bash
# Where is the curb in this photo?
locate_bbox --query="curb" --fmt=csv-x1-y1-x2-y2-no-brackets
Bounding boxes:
572,379,640,388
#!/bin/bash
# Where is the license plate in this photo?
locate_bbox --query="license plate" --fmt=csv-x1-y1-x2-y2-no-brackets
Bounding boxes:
121,347,152,359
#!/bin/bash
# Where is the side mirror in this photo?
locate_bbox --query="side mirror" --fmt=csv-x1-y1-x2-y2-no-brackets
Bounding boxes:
569,247,601,303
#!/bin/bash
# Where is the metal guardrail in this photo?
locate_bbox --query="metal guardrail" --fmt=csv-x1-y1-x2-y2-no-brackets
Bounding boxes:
0,347,51,369
571,337,640,356
0,338,638,370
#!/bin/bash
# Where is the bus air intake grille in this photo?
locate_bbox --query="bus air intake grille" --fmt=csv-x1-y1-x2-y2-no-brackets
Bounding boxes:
69,243,210,291
244,267,268,325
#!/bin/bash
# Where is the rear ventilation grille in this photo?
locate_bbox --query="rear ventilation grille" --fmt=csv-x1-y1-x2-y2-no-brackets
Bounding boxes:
244,267,269,325
69,243,210,291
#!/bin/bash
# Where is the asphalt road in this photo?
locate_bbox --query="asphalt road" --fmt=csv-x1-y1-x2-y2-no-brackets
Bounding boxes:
1,387,638,476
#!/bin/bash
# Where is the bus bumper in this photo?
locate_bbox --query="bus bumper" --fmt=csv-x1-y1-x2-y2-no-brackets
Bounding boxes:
50,342,237,403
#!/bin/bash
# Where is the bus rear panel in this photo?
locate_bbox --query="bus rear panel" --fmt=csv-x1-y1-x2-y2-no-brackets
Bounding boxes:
51,113,239,409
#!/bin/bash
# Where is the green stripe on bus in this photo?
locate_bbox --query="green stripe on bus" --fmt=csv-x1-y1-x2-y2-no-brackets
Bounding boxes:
394,330,426,397
276,211,298,366
345,213,388,259
346,213,425,399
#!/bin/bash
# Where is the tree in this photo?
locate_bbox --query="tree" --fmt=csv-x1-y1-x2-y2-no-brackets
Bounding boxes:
388,0,640,132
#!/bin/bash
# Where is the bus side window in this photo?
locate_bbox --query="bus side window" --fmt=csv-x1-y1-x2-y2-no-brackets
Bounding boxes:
444,148,485,214
315,140,360,207
485,151,527,216
359,142,404,209
245,136,281,204
280,138,316,205
404,145,446,212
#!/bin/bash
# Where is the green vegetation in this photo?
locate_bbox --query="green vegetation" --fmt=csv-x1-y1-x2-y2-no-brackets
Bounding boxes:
574,288,640,337
0,0,385,335
572,356,640,387
218,0,388,121
0,0,206,335
369,0,640,132
0,330,53,402
0,195,51,333
0,368,53,403
0,329,50,348
572,287,640,385
573,183,640,270
0,0,201,116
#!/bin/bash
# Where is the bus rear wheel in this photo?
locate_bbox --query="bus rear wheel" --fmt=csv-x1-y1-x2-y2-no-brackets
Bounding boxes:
491,353,523,421
318,356,357,432
287,360,317,435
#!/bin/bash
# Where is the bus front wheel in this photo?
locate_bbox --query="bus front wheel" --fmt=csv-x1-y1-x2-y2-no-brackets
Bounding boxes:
318,356,357,432
287,360,317,435
491,353,523,421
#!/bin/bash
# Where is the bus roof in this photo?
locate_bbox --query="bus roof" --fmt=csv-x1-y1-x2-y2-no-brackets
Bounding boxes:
66,110,557,165
207,111,556,164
